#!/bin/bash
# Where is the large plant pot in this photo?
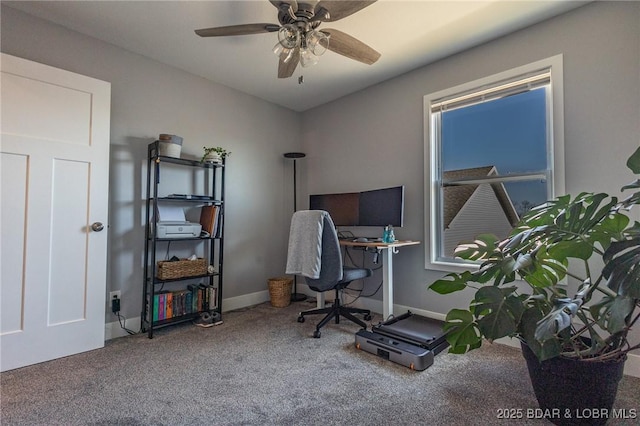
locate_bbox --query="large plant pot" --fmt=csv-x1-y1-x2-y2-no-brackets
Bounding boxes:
521,342,626,426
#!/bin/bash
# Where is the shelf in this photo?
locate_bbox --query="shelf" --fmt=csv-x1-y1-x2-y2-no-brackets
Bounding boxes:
148,141,224,169
143,140,225,338
150,272,219,284
148,236,221,242
154,196,223,204
149,312,199,328
153,155,224,168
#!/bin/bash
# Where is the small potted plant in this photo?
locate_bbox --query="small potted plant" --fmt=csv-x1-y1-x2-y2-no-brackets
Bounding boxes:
429,146,640,425
201,146,230,163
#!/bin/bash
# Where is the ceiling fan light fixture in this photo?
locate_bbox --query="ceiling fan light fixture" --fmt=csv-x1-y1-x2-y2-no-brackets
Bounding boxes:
277,24,300,49
272,42,284,56
300,48,320,68
274,42,296,64
306,30,329,56
282,48,296,64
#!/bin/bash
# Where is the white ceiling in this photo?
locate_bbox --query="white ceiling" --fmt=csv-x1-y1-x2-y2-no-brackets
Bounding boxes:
5,0,588,111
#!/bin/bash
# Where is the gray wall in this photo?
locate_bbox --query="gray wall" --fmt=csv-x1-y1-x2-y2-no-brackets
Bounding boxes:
1,6,301,324
299,1,640,316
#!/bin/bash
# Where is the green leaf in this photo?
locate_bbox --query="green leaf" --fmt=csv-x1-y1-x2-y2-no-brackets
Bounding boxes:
471,286,523,340
442,309,482,353
453,234,499,261
591,212,630,250
518,247,567,288
591,296,635,334
607,297,635,334
520,307,562,361
429,272,471,294
534,298,581,343
603,239,640,298
548,240,593,261
626,146,640,174
621,179,640,192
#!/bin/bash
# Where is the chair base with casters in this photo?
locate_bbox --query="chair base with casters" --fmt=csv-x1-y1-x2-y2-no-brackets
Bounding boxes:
297,268,372,338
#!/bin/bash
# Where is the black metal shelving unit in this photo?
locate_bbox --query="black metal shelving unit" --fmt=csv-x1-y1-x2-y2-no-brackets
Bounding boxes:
142,141,225,338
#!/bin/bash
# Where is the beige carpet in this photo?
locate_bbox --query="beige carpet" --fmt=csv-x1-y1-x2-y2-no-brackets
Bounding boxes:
2,301,638,425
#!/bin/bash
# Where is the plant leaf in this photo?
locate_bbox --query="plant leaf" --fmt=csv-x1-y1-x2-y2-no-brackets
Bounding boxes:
429,272,470,294
621,178,640,192
626,146,640,174
548,240,593,261
442,309,482,354
590,295,635,334
472,286,523,340
603,238,640,298
520,307,562,361
453,234,499,261
534,298,581,343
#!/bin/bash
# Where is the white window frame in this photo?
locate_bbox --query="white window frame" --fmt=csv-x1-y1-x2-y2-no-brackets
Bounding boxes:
424,55,565,272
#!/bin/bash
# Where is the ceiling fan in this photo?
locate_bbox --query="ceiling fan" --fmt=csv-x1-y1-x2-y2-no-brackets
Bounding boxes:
195,0,381,78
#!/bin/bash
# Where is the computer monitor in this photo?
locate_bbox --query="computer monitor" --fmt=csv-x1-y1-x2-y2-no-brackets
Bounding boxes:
309,185,404,227
359,186,404,227
309,192,359,226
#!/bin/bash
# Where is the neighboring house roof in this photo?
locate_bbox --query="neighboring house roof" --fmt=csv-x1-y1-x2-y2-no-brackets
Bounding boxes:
442,166,520,228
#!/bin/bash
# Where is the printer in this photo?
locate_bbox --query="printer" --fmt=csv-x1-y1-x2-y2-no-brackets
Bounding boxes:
156,221,202,238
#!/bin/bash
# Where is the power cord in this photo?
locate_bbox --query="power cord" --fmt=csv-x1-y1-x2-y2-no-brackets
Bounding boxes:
111,296,138,335
115,312,138,335
341,246,384,305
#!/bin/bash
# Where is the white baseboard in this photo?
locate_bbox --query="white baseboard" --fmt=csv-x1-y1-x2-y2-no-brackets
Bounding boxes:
105,288,640,378
221,290,271,312
105,314,142,340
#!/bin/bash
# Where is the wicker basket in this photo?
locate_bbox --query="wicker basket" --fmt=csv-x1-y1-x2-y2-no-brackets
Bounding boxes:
268,277,293,308
157,258,207,280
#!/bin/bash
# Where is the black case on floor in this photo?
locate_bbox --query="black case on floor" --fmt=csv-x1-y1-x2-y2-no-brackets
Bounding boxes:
355,311,449,371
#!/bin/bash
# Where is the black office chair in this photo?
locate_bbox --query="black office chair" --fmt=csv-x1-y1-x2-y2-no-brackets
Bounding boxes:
286,210,372,338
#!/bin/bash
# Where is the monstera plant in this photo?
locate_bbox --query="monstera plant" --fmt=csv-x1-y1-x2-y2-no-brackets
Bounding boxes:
429,146,640,363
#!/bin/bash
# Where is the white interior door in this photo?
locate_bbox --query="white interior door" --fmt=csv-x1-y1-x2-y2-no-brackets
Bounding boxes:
0,53,111,371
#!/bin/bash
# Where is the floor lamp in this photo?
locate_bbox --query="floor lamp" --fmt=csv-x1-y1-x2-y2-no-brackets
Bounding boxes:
284,152,307,302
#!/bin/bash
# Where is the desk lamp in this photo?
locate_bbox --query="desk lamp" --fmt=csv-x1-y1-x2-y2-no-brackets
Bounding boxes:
284,152,307,302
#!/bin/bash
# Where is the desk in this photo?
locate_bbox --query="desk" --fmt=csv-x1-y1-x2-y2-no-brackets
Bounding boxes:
339,240,420,320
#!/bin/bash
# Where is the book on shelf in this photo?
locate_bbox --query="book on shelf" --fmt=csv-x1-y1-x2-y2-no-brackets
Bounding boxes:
158,293,166,320
153,296,159,322
153,284,218,322
165,292,173,318
199,205,219,236
214,211,223,238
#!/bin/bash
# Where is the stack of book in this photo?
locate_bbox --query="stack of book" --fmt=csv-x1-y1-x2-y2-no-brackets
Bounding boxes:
153,283,218,322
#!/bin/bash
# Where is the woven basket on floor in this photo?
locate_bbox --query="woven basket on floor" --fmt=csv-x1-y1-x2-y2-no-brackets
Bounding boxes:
268,277,293,308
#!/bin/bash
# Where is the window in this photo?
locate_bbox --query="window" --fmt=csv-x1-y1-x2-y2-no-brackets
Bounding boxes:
424,56,565,271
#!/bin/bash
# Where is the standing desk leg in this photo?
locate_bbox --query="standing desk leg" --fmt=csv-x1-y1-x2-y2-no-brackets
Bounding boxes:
317,292,325,309
382,247,394,321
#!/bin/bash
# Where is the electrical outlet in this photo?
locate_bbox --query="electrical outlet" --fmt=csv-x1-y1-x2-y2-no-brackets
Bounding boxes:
109,291,121,313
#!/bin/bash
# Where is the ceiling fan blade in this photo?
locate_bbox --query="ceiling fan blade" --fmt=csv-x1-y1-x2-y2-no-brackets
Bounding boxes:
315,1,376,22
195,23,280,37
269,0,297,13
322,29,380,65
278,49,300,78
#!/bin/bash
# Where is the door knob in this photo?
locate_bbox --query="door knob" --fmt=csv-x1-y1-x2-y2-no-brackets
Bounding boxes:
91,222,104,232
